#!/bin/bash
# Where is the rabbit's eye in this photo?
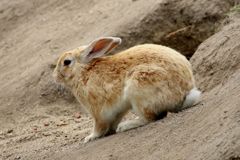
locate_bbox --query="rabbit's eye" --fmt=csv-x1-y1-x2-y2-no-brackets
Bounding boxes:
64,59,71,66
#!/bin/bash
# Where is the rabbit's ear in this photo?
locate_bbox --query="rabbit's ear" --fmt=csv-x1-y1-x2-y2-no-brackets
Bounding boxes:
80,37,121,63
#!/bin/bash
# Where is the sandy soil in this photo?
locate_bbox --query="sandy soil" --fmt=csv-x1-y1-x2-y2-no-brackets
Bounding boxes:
0,0,239,160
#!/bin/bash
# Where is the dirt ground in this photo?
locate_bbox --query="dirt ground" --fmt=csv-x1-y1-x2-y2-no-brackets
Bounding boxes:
0,0,240,160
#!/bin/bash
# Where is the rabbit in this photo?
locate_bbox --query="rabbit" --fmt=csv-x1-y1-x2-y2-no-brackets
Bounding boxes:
53,37,201,143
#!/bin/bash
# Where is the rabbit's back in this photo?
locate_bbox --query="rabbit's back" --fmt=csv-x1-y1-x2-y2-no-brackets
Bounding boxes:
84,44,191,74
82,44,194,86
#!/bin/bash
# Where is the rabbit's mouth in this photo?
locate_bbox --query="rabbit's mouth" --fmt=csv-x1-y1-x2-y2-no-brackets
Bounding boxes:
53,72,64,83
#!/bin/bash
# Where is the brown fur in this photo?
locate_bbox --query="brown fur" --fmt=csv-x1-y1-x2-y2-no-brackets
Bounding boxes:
53,40,198,143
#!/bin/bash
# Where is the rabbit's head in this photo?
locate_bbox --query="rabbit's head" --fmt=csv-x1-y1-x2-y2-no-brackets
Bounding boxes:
53,37,121,84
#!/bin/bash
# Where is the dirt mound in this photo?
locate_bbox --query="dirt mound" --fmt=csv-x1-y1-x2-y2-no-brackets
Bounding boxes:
191,13,240,92
0,0,240,160
46,12,240,160
118,0,238,57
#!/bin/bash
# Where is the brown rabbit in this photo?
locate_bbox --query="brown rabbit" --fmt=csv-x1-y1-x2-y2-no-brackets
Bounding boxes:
53,37,201,143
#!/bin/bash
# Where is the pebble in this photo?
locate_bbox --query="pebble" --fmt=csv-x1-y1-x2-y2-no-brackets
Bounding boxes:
74,112,81,119
42,132,51,137
32,126,38,131
43,122,50,127
57,121,68,127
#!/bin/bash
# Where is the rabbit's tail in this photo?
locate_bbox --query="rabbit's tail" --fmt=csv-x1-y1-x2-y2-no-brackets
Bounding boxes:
182,87,201,110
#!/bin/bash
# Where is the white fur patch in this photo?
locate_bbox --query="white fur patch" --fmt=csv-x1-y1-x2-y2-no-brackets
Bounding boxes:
183,87,201,108
101,101,125,122
116,118,148,132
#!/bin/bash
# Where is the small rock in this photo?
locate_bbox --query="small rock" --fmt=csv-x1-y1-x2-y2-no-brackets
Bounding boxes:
57,121,68,127
42,132,51,137
74,112,81,119
43,122,50,127
32,126,38,131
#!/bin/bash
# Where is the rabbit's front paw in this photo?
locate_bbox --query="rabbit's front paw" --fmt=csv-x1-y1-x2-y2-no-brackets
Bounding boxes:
84,133,98,143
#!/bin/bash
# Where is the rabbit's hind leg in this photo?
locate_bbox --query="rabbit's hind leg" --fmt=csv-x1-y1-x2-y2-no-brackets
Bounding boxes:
116,103,167,133
116,116,148,132
117,65,168,132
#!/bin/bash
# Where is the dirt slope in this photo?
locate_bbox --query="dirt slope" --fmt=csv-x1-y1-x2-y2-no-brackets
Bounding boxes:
47,13,240,160
0,0,240,160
